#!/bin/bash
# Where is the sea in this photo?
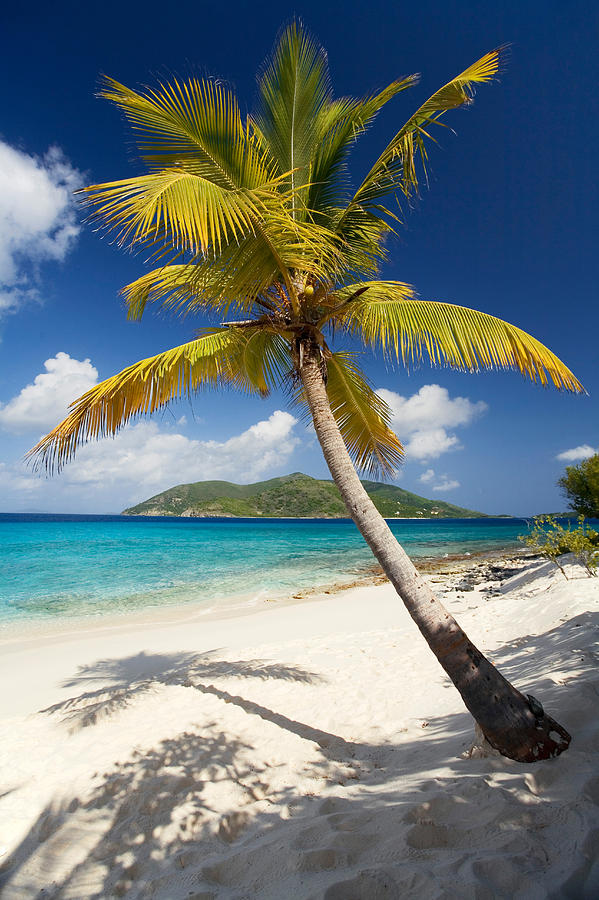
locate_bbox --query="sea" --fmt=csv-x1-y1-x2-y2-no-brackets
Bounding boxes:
0,514,534,633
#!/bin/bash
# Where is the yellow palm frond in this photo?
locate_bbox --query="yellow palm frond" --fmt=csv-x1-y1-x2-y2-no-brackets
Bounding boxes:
99,76,275,188
306,75,419,215
292,352,403,477
80,170,284,256
337,48,504,227
226,330,292,395
336,284,584,392
27,330,270,473
325,353,403,477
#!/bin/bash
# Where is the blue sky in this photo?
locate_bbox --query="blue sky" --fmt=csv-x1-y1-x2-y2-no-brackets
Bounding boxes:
0,0,596,515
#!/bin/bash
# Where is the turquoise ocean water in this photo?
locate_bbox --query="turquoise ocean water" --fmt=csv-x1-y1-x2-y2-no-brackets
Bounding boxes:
1,514,532,630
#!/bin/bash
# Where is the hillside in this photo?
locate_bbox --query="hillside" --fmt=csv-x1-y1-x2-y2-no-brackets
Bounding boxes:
122,473,486,518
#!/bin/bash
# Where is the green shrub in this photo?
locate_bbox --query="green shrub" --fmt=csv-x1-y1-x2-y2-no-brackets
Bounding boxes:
558,453,599,518
519,515,599,578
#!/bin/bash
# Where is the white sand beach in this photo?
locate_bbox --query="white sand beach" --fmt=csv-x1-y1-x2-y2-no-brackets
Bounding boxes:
0,554,597,899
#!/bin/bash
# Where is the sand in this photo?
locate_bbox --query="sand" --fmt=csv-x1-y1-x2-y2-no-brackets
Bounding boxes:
0,553,597,899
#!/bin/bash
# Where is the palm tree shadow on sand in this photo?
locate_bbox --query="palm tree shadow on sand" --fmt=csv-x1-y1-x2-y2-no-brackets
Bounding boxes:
0,650,477,898
1,612,597,898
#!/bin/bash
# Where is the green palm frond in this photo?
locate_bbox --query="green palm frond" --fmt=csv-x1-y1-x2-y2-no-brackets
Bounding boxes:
254,21,333,208
99,76,274,188
122,247,283,322
325,353,403,477
336,284,584,391
122,207,342,322
254,23,419,223
307,75,419,216
27,330,273,473
123,264,200,321
337,48,504,231
226,330,292,395
325,206,395,280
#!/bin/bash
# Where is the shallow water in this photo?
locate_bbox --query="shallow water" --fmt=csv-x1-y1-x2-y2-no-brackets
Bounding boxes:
1,513,535,628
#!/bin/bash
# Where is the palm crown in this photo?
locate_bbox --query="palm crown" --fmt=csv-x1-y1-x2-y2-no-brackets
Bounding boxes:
30,22,583,475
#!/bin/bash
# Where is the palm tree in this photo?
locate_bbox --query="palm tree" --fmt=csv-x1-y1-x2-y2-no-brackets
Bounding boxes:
29,23,582,761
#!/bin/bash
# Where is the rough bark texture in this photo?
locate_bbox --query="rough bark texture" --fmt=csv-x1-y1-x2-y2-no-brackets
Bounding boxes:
298,342,571,763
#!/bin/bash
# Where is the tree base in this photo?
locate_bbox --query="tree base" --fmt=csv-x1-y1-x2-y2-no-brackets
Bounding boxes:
463,723,503,759
480,694,571,763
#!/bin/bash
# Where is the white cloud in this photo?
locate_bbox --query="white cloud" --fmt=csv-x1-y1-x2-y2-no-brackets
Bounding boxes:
0,142,83,314
418,467,459,493
377,384,487,461
0,352,302,510
405,428,460,460
60,411,300,492
432,477,460,493
0,352,98,432
556,444,597,462
5,411,300,512
0,462,42,494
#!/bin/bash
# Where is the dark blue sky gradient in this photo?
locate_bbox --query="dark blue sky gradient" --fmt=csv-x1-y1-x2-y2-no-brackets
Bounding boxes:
1,0,597,514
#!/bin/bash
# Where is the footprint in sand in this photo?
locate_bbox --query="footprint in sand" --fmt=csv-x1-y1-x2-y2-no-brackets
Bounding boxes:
402,788,507,850
321,867,406,899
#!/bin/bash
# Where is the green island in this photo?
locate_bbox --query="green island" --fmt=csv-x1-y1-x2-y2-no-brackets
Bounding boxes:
122,472,486,519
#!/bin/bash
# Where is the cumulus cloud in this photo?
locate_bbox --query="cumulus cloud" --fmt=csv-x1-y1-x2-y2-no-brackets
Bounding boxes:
57,412,298,496
432,477,460,493
418,467,460,493
377,384,487,461
556,444,597,462
0,411,301,512
0,352,98,432
0,141,83,314
0,462,42,494
405,428,460,459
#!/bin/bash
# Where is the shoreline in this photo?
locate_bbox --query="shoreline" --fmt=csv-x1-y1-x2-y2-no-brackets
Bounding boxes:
0,551,597,897
119,513,499,520
0,545,528,648
3,511,521,520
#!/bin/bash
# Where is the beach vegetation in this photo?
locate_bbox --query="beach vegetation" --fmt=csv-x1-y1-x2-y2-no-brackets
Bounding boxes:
29,22,583,761
558,453,599,519
521,514,599,578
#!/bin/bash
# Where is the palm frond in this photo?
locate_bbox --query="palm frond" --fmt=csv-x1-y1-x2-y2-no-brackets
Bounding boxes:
320,279,415,326
227,331,292,395
337,48,504,229
254,21,333,208
325,353,403,477
100,75,274,188
307,75,419,216
293,352,403,477
122,248,281,322
122,205,342,322
336,284,584,392
27,330,276,473
80,170,286,256
123,264,202,321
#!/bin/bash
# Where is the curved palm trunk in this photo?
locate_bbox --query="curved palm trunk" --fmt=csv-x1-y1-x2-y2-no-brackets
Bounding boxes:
299,343,570,762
